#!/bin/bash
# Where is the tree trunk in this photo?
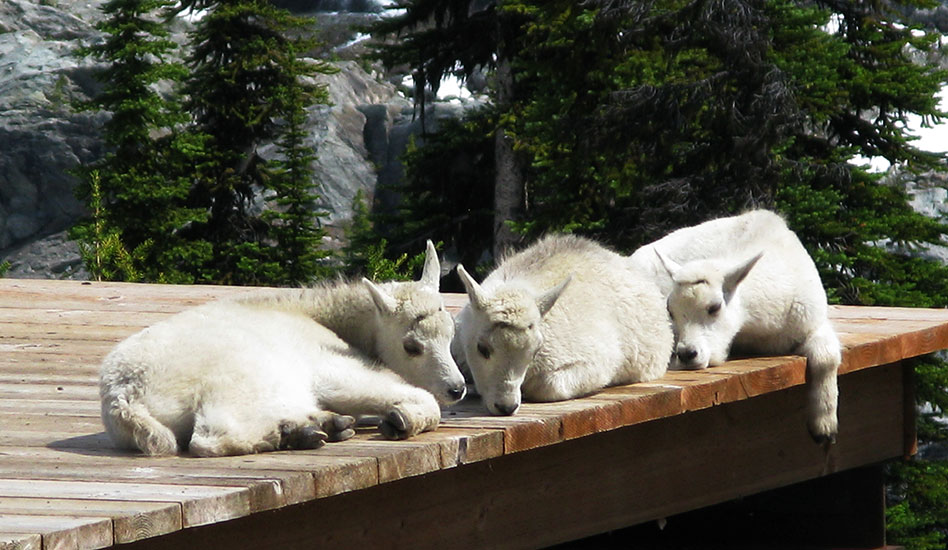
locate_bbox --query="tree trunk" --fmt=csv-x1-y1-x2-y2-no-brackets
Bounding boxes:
492,53,523,260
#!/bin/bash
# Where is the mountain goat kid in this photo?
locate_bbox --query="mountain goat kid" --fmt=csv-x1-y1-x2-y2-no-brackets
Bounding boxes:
629,210,841,444
453,234,673,416
100,242,465,457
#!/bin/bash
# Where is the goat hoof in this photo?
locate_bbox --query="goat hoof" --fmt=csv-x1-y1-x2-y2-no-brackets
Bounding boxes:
331,428,356,442
298,426,329,449
331,414,356,432
278,421,328,450
316,414,355,442
380,410,409,440
808,427,837,447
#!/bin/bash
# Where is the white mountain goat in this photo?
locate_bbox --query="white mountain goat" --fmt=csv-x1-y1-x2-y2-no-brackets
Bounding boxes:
453,234,673,416
100,242,465,457
628,210,841,444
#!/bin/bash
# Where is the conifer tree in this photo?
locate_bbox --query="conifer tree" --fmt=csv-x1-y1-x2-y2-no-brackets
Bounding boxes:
178,0,334,285
72,0,207,283
375,113,496,276
263,59,334,286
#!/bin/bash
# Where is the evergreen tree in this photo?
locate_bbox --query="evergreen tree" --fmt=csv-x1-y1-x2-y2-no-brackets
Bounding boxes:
263,59,334,286
376,113,496,276
342,190,431,281
72,0,207,283
370,0,530,257
178,0,335,285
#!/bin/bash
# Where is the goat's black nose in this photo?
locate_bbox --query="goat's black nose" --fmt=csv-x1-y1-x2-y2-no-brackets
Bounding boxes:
676,347,698,362
447,386,466,401
493,402,519,416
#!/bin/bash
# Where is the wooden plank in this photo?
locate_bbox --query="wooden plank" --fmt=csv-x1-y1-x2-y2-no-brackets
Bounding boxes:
702,355,807,397
0,280,249,317
0,383,99,401
0,479,249,529
0,309,167,327
0,515,112,550
556,385,683,440
649,369,748,410
0,414,103,434
0,432,112,450
0,499,180,546
438,406,563,453
0,461,314,510
0,355,104,369
0,400,101,416
0,531,42,550
311,434,445,484
829,304,948,321
0,372,98,385
0,280,246,307
0,446,379,504
0,324,141,342
0,341,114,358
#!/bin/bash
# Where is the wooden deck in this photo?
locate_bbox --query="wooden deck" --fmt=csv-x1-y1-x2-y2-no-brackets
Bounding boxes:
1,278,947,550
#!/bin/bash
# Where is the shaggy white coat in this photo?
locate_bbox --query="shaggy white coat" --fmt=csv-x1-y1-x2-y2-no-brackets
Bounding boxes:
629,210,841,443
453,234,673,416
100,242,464,457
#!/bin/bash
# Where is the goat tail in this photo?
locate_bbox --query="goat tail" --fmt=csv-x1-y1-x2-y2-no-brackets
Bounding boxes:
802,321,842,445
102,392,178,456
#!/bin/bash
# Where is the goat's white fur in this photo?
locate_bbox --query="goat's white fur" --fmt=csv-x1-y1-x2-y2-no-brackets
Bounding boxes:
100,242,464,457
453,234,673,416
629,210,841,443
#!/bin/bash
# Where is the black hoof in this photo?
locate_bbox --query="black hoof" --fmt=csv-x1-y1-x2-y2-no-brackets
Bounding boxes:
297,425,329,449
329,428,356,442
808,428,837,447
279,421,328,450
379,410,409,440
330,415,356,433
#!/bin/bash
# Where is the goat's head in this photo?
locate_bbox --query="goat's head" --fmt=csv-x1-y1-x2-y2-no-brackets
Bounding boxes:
656,249,762,369
455,264,569,416
364,240,467,406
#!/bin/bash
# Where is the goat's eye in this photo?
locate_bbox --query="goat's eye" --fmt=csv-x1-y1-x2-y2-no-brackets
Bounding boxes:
403,339,423,357
707,303,722,316
477,341,492,360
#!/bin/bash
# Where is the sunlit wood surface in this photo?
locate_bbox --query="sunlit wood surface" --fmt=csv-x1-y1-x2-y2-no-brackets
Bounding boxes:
0,278,946,549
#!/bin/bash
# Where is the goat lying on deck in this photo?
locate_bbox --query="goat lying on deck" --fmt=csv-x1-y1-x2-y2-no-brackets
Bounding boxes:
453,234,673,416
100,242,465,457
629,209,841,444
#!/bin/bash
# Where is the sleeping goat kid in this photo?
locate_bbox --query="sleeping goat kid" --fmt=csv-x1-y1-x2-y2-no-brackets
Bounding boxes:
100,241,465,457
453,234,673,416
628,210,841,444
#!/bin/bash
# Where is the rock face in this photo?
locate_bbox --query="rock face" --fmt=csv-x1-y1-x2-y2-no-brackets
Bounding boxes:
905,174,948,263
0,0,474,278
309,61,411,234
0,0,104,258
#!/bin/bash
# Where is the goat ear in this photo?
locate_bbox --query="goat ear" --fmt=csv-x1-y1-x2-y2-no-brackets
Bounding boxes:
457,264,486,310
363,278,398,315
419,240,441,292
654,248,681,279
723,252,763,301
536,275,571,317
